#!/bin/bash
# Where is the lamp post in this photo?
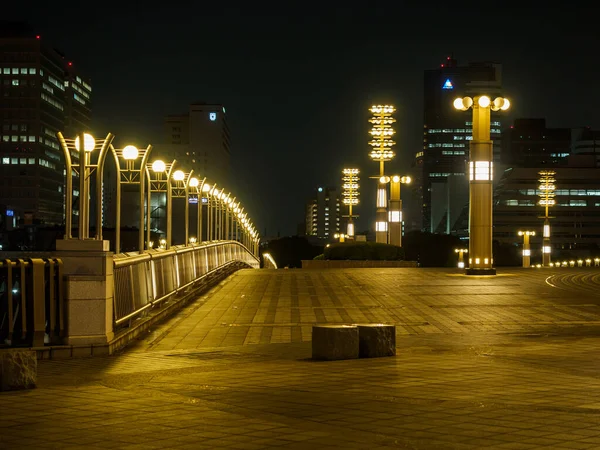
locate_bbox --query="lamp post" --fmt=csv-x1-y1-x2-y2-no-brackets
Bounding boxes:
518,231,535,268
170,169,194,246
453,95,510,275
201,182,212,241
145,159,175,249
369,105,396,243
389,175,411,247
538,170,556,267
454,248,468,269
342,168,359,239
109,144,152,253
57,132,114,240
186,176,200,245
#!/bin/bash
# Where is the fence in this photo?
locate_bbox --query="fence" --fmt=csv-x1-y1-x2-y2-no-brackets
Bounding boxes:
0,258,64,347
113,240,259,327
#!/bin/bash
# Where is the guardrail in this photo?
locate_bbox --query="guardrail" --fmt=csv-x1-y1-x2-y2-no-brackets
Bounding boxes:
113,240,259,327
0,258,64,347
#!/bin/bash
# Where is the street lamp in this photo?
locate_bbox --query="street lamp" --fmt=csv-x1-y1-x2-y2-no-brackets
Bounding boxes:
454,248,468,269
453,95,510,275
518,231,536,268
538,170,556,267
342,168,359,239
389,175,411,247
109,143,152,253
369,105,396,243
170,169,195,246
145,159,175,249
202,182,212,241
57,131,114,240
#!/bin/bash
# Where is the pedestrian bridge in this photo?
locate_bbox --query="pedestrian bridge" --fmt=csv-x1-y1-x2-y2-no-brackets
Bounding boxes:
0,239,262,355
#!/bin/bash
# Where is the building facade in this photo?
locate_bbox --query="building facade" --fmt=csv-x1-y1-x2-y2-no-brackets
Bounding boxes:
413,57,503,235
0,22,92,225
305,187,341,240
501,118,571,167
494,163,600,259
154,103,231,187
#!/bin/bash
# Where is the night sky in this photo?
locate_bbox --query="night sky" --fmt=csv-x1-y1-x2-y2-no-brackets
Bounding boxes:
5,4,600,237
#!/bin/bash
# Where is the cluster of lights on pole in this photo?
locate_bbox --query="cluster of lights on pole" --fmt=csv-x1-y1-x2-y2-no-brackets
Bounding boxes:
538,170,556,266
453,96,510,111
368,105,396,166
342,168,360,238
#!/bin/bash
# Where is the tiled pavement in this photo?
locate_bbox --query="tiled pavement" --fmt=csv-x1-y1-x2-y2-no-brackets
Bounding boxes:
4,268,600,449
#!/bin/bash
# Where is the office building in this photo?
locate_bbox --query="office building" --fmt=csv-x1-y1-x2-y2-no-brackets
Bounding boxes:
501,118,571,167
413,57,503,235
155,103,231,186
305,187,341,240
494,162,600,258
0,22,92,225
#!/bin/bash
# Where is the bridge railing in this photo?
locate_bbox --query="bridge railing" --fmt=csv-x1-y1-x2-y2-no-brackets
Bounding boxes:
113,240,259,326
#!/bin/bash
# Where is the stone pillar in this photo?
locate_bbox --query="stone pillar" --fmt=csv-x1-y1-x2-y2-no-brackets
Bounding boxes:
55,240,114,346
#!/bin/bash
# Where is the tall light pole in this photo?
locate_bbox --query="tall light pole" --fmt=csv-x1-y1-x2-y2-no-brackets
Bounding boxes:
389,175,411,247
145,159,175,249
342,168,359,239
186,175,200,244
518,230,535,268
109,144,152,253
454,248,468,269
538,170,556,267
368,105,396,243
170,169,194,246
57,132,114,240
453,95,510,275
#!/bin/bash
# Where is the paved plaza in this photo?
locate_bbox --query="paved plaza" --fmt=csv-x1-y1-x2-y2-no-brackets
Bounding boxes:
3,267,600,449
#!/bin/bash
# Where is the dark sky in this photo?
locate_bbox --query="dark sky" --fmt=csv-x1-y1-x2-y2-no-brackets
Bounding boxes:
6,4,600,236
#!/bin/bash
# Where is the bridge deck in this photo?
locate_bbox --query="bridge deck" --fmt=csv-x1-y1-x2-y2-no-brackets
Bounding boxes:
3,268,600,449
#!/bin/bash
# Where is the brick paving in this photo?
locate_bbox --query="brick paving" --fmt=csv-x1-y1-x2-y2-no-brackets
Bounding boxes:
3,267,600,449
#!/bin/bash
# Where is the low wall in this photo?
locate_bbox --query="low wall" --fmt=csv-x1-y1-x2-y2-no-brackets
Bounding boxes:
301,260,418,269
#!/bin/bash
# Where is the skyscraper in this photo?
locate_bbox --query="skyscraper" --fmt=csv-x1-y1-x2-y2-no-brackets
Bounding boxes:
305,187,341,240
413,57,502,235
0,22,92,225
155,103,231,186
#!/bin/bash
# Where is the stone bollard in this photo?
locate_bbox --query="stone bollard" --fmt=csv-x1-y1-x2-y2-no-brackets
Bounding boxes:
0,350,37,391
312,325,359,361
357,324,396,358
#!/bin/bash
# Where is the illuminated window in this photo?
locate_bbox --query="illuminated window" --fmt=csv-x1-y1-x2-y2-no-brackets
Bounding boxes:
209,112,217,121
377,188,387,207
1,157,8,164
376,221,388,232
12,80,19,86
388,211,402,223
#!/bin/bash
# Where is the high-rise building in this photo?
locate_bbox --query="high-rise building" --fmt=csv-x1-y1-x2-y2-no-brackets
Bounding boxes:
305,187,341,240
501,119,571,167
154,103,231,186
0,22,92,225
413,57,503,235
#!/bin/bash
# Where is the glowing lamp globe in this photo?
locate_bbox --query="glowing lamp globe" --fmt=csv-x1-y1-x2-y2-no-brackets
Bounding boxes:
173,170,185,181
151,160,166,173
189,177,199,187
122,145,139,160
74,133,95,152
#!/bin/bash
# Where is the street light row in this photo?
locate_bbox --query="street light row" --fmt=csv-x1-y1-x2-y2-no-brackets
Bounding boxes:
57,131,260,256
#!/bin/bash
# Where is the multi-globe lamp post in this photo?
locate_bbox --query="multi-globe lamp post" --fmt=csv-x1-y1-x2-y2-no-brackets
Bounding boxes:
538,170,556,267
453,95,510,275
518,230,535,268
368,105,396,244
454,248,468,269
342,168,360,240
145,159,175,249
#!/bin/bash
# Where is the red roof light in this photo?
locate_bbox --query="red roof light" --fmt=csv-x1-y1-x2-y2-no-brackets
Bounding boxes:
35,35,40,39
68,62,72,66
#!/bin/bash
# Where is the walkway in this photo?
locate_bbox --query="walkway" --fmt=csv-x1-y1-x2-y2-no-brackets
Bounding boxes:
3,268,600,449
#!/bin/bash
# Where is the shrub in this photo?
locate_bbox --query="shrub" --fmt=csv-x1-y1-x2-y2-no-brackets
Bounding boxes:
324,242,405,261
313,253,325,260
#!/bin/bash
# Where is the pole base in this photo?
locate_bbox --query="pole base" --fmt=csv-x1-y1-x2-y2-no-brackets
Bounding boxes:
465,267,496,276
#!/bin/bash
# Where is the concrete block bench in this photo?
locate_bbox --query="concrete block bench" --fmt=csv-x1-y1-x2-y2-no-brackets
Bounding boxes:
0,350,37,391
357,324,396,358
312,325,359,361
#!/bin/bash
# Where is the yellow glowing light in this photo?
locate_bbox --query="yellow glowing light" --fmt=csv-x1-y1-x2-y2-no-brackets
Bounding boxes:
152,160,166,173
74,133,95,152
453,98,464,110
392,175,400,183
202,183,211,192
173,170,185,181
122,145,139,160
478,96,491,108
189,177,199,187
379,176,390,184
501,98,510,110
401,176,411,184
